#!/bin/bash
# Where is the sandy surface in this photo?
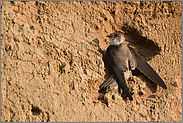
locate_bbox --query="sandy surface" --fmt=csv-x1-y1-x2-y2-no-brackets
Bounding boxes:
1,1,182,122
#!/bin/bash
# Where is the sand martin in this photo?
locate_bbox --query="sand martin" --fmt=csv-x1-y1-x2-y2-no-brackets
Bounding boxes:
99,31,167,100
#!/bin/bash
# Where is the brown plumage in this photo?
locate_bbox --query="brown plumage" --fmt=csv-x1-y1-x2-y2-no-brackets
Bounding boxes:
99,32,167,100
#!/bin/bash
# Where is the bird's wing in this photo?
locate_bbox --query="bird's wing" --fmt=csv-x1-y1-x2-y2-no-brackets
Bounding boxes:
98,75,117,92
99,74,123,95
106,45,133,100
128,46,167,89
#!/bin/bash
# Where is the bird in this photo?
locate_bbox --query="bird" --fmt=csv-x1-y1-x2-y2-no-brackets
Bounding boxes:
98,31,167,100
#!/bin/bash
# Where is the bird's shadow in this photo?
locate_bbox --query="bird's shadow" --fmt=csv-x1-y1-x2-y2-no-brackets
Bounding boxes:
122,26,161,61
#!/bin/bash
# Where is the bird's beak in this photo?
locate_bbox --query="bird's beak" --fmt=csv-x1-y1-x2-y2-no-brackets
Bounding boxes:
106,35,111,37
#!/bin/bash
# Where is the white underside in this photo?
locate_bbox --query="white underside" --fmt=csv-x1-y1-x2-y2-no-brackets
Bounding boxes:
110,38,123,45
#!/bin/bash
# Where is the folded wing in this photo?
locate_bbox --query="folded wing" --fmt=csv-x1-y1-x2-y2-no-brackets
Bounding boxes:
106,45,133,100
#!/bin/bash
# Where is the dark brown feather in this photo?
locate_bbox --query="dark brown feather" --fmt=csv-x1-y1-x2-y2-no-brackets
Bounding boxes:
129,47,167,89
98,75,116,93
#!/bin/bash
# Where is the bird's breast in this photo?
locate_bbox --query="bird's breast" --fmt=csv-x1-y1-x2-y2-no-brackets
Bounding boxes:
106,44,132,71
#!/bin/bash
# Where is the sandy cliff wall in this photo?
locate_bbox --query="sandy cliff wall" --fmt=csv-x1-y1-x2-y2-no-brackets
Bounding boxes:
1,1,182,122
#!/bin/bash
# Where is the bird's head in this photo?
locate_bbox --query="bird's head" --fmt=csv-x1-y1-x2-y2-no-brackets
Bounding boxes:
107,31,125,45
